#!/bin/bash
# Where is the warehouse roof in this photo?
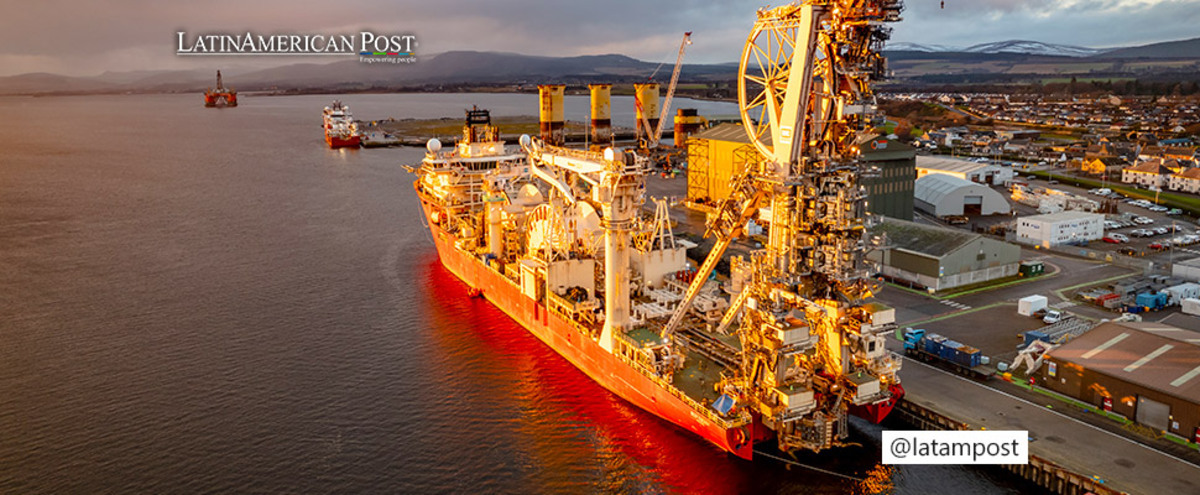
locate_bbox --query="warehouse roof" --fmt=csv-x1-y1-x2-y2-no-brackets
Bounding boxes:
1048,321,1200,404
870,217,980,257
915,155,996,175
691,123,770,146
1020,210,1104,223
913,173,979,205
1175,256,1200,269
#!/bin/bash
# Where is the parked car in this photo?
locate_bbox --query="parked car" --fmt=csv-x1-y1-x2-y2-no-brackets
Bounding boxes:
1096,188,1112,195
1135,217,1155,225
1102,236,1121,244
1168,208,1184,216
1150,242,1167,251
1118,247,1141,256
1150,206,1169,213
1154,227,1170,235
944,215,969,225
1109,233,1129,243
1043,310,1064,324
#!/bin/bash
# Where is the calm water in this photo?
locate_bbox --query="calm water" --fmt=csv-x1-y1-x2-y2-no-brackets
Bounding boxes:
0,93,1036,493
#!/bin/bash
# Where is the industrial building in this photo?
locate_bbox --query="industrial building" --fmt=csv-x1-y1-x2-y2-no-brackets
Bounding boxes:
867,218,1021,291
860,138,916,221
685,123,762,204
914,173,1011,217
688,129,915,220
1172,257,1200,282
915,155,1013,186
1035,321,1200,443
1015,211,1104,248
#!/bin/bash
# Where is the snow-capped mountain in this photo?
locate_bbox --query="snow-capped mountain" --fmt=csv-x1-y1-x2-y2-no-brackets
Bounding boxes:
962,40,1106,57
884,42,960,53
886,40,1111,57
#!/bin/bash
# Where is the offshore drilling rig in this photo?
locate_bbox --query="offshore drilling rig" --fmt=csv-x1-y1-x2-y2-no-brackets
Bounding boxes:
411,0,906,458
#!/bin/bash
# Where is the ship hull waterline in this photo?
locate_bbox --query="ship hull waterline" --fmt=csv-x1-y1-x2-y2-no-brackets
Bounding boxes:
417,190,756,460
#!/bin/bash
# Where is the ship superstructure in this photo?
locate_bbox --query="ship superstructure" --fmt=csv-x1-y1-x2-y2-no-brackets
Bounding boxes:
411,0,906,458
323,101,361,148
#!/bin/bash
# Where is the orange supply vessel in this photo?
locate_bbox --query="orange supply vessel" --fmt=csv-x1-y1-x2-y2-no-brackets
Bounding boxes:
322,101,361,148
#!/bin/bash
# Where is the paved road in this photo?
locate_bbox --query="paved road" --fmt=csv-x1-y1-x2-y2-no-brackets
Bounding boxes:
897,352,1200,495
877,248,1137,326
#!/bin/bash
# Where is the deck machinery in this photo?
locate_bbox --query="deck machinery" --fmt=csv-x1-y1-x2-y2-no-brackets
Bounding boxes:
412,0,905,457
661,0,906,452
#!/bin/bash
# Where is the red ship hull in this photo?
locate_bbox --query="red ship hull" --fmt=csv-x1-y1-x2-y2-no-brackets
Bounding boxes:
418,191,754,460
849,383,904,424
326,133,361,148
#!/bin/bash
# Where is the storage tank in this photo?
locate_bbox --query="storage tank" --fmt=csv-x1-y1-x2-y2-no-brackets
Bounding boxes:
588,84,612,147
673,108,705,149
538,84,565,146
634,83,660,143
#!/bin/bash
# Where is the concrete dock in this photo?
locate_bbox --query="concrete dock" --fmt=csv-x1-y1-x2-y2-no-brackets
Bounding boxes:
897,349,1200,494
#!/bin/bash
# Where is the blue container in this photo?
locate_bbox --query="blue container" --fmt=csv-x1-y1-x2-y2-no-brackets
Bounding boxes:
1024,330,1049,346
940,340,963,361
958,347,982,368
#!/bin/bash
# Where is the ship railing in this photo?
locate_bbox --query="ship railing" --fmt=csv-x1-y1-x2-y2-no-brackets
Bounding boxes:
465,253,746,429
545,292,599,338
611,333,750,430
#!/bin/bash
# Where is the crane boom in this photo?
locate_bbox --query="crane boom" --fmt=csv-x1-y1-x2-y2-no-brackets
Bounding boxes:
653,32,692,144
660,170,765,338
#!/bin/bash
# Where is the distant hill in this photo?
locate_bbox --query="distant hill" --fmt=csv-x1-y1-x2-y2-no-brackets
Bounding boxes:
0,51,737,95
1098,37,1200,59
4,36,1200,96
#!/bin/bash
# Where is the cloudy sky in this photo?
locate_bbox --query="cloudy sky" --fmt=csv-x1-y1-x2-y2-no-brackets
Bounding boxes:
1,0,1197,77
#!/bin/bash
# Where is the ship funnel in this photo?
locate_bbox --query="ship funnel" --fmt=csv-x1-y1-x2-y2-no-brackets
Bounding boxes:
538,84,565,146
589,84,612,147
634,83,660,144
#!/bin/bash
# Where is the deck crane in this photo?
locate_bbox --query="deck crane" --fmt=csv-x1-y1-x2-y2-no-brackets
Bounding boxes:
636,32,692,150
653,32,692,145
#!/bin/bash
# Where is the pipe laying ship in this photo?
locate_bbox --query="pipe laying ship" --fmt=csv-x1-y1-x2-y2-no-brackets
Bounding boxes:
410,1,906,459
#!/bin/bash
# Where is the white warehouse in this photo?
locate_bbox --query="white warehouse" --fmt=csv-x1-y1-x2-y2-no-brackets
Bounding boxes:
1015,211,1104,248
914,173,1011,217
916,155,1014,186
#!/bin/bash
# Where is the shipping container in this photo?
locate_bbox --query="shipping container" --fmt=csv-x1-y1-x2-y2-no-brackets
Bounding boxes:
1018,295,1048,316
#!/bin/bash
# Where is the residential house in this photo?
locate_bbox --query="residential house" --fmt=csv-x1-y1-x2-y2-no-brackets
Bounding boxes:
1081,157,1126,177
1122,159,1177,189
1169,167,1200,194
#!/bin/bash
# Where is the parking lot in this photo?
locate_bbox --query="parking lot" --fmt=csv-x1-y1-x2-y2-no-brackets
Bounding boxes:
1015,174,1200,261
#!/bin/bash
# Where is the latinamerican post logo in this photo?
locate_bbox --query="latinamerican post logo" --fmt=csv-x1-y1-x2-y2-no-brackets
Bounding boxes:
176,31,418,64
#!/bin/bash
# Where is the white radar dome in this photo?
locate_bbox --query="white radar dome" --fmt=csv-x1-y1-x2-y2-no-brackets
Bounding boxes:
426,138,442,153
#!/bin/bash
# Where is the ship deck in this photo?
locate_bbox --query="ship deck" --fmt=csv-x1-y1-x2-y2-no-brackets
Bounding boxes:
623,325,732,408
671,352,725,405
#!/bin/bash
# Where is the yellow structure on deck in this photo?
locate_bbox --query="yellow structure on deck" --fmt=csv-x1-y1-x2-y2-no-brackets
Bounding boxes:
686,123,764,204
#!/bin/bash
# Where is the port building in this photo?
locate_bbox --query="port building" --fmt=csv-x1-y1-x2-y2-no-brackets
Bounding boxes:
1034,321,1200,443
1014,211,1104,248
867,218,1021,291
685,123,762,204
914,173,1011,217
859,138,916,221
